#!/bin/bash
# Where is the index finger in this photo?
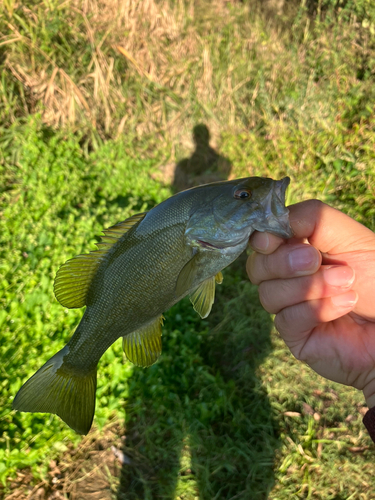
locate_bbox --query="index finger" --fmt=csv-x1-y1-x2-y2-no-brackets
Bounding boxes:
288,200,375,254
250,200,375,256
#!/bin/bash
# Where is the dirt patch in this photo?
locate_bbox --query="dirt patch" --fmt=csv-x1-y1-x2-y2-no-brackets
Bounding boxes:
3,424,127,500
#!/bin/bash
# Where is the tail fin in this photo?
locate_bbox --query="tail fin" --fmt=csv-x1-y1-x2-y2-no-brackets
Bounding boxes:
12,346,97,435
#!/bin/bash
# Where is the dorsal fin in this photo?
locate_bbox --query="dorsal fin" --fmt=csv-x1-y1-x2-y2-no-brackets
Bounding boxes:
96,212,147,250
54,212,147,309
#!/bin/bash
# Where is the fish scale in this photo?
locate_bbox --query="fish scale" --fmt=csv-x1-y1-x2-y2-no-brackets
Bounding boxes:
13,176,293,434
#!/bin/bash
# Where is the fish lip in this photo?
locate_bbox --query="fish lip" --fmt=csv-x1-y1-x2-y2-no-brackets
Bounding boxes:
252,214,293,239
266,215,294,239
275,176,290,202
252,177,293,239
273,177,293,238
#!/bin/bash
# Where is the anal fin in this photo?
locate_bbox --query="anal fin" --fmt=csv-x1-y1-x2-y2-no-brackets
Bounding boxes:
123,315,164,367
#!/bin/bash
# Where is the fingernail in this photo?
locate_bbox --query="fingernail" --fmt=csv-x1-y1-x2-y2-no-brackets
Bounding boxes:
331,291,358,308
250,232,269,252
324,266,355,287
288,246,319,272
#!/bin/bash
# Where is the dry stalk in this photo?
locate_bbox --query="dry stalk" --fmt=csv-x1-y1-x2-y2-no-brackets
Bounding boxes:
2,0,335,145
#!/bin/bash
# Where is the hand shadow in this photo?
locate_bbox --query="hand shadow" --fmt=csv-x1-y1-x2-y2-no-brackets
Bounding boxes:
116,253,280,500
172,124,232,193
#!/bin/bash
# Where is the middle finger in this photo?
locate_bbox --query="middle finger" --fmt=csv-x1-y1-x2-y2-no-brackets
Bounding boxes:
258,265,355,314
247,243,321,285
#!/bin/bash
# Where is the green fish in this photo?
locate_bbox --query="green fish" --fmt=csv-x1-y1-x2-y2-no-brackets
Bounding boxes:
13,177,292,434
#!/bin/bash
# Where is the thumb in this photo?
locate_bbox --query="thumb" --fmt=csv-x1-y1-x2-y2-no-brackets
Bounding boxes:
288,200,375,255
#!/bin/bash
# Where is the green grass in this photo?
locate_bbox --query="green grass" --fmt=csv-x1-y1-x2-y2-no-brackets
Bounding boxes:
0,0,375,498
0,118,170,483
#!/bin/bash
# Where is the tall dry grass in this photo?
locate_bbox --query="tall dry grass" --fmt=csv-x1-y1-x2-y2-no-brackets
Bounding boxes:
2,0,218,141
1,0,370,148
0,0,374,171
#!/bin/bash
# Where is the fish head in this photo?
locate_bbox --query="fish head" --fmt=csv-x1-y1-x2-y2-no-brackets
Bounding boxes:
185,176,293,250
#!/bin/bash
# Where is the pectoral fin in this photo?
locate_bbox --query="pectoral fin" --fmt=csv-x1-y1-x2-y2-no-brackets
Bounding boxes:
215,271,223,284
175,254,199,298
189,272,223,319
123,315,164,367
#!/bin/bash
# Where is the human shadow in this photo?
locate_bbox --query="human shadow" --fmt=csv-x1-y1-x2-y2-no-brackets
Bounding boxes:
172,124,232,193
117,253,280,499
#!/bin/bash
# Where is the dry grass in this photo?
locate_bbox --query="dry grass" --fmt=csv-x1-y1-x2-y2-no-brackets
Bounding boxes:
3,421,124,500
2,0,223,142
3,0,372,155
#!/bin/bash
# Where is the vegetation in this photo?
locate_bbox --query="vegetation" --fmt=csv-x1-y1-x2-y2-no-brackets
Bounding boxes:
0,0,374,498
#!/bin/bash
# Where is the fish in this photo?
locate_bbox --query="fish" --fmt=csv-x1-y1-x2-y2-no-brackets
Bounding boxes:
13,176,293,435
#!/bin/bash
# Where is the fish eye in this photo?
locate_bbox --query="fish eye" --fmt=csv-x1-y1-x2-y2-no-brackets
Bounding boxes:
234,189,252,200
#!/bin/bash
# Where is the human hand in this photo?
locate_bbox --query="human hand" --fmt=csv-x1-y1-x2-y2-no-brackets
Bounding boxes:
246,200,375,408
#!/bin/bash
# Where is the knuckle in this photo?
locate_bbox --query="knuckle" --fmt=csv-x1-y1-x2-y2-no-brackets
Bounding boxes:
259,279,295,314
303,199,326,226
293,346,309,363
278,279,299,306
257,252,276,283
296,198,324,215
274,303,297,337
258,282,278,314
261,254,274,279
306,199,324,211
274,305,313,363
274,311,286,335
246,253,262,285
247,247,287,286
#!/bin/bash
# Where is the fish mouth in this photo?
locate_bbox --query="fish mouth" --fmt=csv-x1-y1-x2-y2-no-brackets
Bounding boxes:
275,177,290,204
265,214,294,239
253,176,294,239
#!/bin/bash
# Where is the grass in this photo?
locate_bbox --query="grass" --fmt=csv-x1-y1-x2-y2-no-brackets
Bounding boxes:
0,0,375,498
0,118,170,484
